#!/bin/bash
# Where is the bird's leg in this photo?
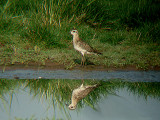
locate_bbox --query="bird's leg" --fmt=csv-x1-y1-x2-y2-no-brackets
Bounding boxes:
83,55,85,66
81,54,85,67
81,54,83,66
82,55,86,67
81,79,84,85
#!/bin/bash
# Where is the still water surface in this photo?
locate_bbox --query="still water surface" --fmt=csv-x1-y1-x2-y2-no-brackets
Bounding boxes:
0,79,160,120
0,69,160,81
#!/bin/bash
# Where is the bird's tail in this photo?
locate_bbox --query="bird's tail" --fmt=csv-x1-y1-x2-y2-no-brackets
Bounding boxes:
86,84,99,89
93,50,102,55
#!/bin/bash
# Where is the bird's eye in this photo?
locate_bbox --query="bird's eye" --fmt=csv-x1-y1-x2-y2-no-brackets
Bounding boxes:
73,31,75,33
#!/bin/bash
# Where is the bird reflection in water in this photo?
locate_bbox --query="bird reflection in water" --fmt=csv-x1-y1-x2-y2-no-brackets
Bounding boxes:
69,83,98,110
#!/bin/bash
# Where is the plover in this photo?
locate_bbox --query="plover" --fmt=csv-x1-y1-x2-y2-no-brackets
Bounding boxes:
68,83,98,110
70,30,101,66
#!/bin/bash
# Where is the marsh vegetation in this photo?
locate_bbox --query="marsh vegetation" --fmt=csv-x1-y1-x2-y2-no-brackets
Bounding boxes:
0,0,160,69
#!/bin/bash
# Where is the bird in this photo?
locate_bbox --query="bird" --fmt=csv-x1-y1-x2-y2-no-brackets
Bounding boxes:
68,83,98,110
70,30,101,66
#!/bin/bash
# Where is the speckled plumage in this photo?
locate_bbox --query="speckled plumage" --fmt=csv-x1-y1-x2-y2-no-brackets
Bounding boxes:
73,37,96,54
71,30,101,66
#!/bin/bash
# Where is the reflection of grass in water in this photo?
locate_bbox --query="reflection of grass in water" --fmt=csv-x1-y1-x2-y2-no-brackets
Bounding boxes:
22,79,99,119
75,80,160,110
123,82,160,100
0,79,160,119
0,79,24,116
25,79,72,120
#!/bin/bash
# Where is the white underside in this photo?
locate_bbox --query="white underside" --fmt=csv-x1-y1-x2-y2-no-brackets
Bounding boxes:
74,45,92,56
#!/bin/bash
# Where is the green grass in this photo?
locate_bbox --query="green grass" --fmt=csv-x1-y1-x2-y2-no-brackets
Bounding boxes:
0,0,160,69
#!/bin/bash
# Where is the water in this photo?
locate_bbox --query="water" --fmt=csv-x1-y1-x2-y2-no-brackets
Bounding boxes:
0,69,160,81
0,79,160,120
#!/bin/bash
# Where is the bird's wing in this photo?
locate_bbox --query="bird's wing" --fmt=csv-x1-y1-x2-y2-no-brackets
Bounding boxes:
72,85,97,100
78,38,102,54
77,38,95,53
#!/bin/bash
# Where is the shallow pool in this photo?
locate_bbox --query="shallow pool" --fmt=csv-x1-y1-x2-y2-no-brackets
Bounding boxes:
0,79,160,120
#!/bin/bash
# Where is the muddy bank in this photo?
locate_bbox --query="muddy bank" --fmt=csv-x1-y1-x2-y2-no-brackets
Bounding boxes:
0,60,160,71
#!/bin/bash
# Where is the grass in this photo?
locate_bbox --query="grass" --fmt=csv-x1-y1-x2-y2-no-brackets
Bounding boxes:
0,0,160,70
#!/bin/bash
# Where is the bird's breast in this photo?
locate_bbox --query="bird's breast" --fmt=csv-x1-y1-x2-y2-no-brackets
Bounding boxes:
73,43,87,55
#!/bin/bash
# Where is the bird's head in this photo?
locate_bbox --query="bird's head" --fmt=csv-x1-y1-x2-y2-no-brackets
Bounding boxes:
68,104,77,110
70,30,78,36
